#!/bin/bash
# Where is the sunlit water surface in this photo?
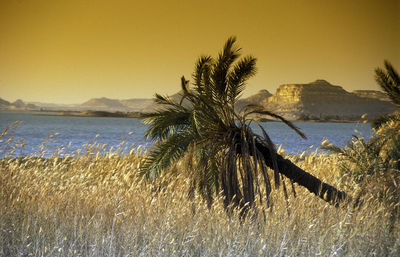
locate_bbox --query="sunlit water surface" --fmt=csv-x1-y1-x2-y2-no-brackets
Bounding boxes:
0,112,373,157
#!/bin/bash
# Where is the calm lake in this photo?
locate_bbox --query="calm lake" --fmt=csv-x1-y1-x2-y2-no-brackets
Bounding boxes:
0,112,373,156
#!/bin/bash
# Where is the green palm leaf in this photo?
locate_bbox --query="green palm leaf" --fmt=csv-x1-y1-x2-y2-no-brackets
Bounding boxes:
375,60,400,107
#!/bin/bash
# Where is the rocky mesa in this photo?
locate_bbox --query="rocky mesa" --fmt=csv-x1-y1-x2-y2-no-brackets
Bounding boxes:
257,80,396,120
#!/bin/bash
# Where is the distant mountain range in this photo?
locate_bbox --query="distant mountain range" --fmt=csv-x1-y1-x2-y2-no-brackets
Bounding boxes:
0,98,40,111
1,79,396,120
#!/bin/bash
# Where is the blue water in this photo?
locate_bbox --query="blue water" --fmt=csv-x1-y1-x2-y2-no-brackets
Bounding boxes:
0,112,373,157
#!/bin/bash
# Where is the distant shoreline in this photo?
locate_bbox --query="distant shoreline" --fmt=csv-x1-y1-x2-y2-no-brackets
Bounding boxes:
1,109,370,123
0,109,144,118
59,110,144,118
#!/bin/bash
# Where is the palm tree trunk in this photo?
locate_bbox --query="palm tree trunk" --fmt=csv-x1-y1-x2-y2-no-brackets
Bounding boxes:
256,142,347,206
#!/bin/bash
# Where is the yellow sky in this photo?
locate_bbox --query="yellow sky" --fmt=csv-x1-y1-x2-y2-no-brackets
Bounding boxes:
0,0,399,104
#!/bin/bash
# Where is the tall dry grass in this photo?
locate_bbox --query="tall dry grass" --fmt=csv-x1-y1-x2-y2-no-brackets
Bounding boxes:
0,134,399,256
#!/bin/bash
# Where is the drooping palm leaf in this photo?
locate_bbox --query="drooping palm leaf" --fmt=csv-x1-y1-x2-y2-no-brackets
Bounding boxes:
140,129,194,179
143,108,191,140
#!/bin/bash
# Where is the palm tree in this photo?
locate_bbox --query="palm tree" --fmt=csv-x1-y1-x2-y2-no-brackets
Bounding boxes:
141,37,346,211
373,60,400,130
323,61,400,220
373,61,400,170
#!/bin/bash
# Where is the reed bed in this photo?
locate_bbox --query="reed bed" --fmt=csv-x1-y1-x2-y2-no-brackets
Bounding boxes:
0,139,399,256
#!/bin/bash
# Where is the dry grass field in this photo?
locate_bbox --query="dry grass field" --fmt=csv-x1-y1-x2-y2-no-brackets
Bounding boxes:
1,136,399,256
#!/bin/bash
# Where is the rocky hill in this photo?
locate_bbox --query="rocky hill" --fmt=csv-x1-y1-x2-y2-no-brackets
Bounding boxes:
80,97,159,112
260,80,396,120
28,101,79,109
0,98,10,109
236,89,272,111
120,99,154,112
80,97,132,111
0,98,39,111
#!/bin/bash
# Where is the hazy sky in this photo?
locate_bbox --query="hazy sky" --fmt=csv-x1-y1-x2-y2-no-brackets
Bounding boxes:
0,0,399,104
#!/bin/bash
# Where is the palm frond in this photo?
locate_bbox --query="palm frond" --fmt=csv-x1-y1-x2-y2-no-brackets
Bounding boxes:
227,55,257,103
192,56,213,93
142,108,191,140
371,112,400,130
245,107,307,139
384,60,400,87
256,124,280,187
212,36,241,98
181,76,190,94
375,61,400,106
192,146,220,207
140,130,194,179
152,93,184,108
323,134,391,183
